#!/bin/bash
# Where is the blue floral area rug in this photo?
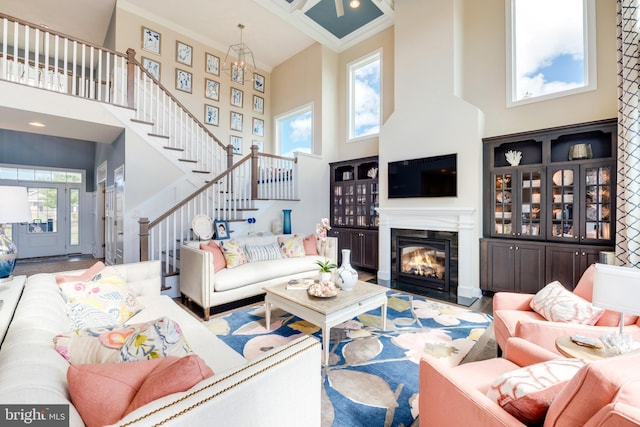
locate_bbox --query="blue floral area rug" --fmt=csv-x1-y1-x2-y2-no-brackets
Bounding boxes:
206,291,492,427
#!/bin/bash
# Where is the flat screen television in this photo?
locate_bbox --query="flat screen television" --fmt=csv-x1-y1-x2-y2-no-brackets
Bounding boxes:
388,154,457,198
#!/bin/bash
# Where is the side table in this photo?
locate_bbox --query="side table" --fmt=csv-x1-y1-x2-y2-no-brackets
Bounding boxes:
555,335,606,361
0,275,26,348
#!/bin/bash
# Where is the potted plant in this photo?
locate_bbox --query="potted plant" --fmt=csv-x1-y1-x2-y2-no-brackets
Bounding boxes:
315,258,337,283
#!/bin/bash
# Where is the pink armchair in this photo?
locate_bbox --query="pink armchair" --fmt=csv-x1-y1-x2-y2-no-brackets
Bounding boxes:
493,264,640,355
419,337,640,427
419,338,557,427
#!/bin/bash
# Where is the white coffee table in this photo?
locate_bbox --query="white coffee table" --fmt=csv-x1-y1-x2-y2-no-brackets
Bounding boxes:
264,280,388,365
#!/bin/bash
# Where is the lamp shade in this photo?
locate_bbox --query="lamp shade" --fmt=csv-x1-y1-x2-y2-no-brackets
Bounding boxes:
0,186,31,223
593,263,640,317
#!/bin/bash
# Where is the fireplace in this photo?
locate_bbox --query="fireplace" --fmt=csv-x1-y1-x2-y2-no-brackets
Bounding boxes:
397,237,450,291
391,228,458,302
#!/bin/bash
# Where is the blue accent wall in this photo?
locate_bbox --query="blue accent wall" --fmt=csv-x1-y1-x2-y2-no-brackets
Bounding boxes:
0,129,97,191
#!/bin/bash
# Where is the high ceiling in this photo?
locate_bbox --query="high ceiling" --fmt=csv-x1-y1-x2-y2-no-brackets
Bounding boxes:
0,0,393,142
1,0,394,71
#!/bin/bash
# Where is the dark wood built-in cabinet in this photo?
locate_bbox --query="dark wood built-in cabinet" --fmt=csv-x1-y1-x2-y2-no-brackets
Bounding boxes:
481,119,617,293
328,156,379,270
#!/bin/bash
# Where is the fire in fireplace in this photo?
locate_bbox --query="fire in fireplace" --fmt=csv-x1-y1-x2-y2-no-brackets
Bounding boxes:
397,237,450,292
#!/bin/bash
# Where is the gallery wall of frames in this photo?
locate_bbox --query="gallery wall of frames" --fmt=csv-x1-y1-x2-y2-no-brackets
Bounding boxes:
139,25,267,156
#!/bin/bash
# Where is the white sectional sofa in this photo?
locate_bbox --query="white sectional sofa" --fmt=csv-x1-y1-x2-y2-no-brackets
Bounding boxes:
180,234,338,320
0,260,321,426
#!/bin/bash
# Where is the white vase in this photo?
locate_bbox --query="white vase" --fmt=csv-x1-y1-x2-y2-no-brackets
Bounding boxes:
337,249,358,291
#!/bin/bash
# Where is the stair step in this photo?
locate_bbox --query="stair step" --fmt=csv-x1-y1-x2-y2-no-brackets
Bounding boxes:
192,170,210,174
178,158,198,164
131,118,154,126
164,146,184,152
149,133,170,139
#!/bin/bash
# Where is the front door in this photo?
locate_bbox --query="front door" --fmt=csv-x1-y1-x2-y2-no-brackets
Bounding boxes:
16,183,81,258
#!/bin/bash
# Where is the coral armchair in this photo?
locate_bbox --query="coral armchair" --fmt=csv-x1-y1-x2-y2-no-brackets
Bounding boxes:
419,337,558,427
493,264,640,354
419,338,640,427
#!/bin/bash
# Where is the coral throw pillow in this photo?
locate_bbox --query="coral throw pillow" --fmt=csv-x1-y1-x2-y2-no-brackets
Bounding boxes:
220,239,248,268
303,234,319,256
54,317,192,364
530,281,605,325
199,241,226,272
55,261,106,285
486,358,586,425
68,355,214,427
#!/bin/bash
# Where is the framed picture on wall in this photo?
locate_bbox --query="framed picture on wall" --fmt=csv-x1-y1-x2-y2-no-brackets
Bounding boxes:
142,27,161,55
230,111,243,131
252,117,264,137
142,57,160,80
231,64,244,84
230,87,243,107
205,52,220,75
176,41,193,66
205,78,219,101
176,69,192,93
230,135,243,155
253,95,264,114
254,73,265,92
204,104,219,126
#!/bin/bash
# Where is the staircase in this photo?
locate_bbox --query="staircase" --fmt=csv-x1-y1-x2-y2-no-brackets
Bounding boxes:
0,12,299,277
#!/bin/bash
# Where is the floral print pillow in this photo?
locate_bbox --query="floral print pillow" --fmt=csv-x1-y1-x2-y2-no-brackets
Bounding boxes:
59,271,144,328
220,239,248,268
53,316,192,365
278,234,306,258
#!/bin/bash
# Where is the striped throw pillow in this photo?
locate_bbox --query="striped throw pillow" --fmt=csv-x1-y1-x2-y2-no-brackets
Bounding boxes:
243,242,283,262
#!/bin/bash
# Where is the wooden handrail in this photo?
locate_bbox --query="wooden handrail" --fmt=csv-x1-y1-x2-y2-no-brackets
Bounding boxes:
257,152,300,163
147,153,253,229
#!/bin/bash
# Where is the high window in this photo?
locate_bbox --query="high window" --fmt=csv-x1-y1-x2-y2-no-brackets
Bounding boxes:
275,103,313,157
348,50,381,140
507,0,596,106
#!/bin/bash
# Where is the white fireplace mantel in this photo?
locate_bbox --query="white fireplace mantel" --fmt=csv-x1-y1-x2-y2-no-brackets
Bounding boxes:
376,207,481,299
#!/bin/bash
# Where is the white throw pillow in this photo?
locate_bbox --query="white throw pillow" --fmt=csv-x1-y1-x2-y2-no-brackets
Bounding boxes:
530,281,604,325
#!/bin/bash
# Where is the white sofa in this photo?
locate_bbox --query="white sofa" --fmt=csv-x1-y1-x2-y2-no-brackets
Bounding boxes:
180,234,338,320
0,260,321,426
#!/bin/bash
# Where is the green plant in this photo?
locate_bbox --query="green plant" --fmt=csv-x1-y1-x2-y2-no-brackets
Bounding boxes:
315,258,337,273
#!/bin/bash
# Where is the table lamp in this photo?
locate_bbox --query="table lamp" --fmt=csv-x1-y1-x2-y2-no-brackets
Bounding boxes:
592,263,640,355
0,186,31,283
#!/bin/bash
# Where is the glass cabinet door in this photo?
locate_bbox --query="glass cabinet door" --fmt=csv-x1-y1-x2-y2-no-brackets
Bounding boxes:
549,167,578,241
493,173,514,236
332,184,345,226
369,181,379,227
582,164,613,243
333,183,355,227
519,170,543,238
356,183,368,227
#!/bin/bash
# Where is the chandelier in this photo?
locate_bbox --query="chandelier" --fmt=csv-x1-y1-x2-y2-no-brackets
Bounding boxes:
223,24,256,83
